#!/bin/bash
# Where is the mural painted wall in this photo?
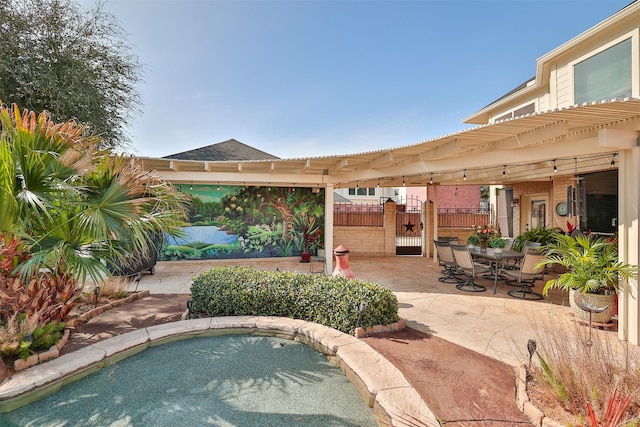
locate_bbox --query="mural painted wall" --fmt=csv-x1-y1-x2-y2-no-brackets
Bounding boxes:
161,184,325,260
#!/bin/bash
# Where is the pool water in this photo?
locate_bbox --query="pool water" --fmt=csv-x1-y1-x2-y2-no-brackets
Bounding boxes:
0,335,376,426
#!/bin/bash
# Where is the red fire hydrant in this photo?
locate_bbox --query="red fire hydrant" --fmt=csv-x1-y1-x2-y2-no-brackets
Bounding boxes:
332,244,355,279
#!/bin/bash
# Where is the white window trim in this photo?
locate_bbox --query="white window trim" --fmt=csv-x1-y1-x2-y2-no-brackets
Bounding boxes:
569,30,638,104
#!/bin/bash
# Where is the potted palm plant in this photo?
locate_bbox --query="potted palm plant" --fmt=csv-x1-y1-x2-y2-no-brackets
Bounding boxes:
538,233,638,324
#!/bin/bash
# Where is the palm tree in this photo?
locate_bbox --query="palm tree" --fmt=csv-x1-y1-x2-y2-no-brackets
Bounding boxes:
0,103,188,323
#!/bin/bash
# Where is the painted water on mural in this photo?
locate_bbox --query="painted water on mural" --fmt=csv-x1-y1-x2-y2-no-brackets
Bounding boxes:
167,225,238,246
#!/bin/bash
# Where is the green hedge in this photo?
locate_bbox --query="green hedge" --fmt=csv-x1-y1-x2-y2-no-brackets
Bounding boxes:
190,266,399,334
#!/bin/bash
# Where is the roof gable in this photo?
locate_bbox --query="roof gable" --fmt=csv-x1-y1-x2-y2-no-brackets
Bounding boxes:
163,139,280,161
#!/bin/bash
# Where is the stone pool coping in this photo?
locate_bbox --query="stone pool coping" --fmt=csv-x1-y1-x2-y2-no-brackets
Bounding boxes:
0,316,438,426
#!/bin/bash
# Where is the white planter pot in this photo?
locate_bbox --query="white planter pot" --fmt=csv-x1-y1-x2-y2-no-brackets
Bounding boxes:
569,288,616,324
494,248,503,254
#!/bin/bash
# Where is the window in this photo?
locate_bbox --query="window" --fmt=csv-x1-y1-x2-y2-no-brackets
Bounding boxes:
494,103,535,122
530,199,546,229
348,187,376,196
574,38,632,104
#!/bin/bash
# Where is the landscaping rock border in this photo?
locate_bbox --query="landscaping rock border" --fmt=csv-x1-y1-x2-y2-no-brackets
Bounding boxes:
12,291,150,373
516,364,564,427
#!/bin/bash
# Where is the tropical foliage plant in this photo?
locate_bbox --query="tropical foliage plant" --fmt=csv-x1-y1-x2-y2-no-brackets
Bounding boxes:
512,226,560,252
538,233,638,295
0,103,188,363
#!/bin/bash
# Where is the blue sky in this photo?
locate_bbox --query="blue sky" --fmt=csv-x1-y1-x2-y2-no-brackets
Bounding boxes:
88,0,632,159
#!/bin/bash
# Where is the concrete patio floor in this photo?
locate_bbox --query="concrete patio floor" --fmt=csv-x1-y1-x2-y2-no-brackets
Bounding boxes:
130,255,634,368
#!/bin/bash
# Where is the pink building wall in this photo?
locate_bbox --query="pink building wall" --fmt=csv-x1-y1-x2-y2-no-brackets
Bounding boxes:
406,186,481,207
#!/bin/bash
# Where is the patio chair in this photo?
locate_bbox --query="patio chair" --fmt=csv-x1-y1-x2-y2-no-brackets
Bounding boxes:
505,240,542,271
434,240,463,284
450,244,490,292
504,238,515,252
502,251,545,300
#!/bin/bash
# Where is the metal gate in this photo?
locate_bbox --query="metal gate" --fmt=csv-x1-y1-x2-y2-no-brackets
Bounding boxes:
396,196,423,255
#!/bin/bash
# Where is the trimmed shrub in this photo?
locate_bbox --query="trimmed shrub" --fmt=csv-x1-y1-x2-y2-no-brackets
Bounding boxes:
190,266,399,334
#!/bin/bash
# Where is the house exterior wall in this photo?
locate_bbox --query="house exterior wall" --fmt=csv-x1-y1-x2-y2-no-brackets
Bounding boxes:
398,185,482,207
510,175,576,235
334,186,395,204
434,186,481,208
483,23,640,124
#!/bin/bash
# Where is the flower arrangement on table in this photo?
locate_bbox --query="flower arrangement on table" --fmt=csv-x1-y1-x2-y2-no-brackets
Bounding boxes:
472,224,497,249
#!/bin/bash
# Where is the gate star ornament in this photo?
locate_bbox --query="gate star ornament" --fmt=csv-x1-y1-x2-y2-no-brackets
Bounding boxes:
404,221,415,232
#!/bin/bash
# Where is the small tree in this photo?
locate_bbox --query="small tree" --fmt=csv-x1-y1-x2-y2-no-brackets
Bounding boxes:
0,0,143,151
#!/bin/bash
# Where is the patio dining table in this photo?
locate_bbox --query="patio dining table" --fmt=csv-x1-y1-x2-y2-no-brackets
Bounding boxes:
471,249,524,294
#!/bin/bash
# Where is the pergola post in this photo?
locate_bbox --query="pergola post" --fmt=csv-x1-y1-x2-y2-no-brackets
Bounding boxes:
324,184,334,273
618,148,640,344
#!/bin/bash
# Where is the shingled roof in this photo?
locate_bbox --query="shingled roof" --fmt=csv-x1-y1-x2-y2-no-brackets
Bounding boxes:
163,139,280,161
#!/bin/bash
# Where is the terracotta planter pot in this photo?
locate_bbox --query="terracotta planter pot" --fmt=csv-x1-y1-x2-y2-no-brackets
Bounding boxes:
569,288,616,324
300,251,311,263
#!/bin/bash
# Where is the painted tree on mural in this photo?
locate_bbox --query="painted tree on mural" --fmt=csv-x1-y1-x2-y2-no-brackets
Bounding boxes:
219,186,324,254
188,196,224,224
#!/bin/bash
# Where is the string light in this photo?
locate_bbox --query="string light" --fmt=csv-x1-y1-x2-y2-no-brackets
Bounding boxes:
190,182,193,190
217,182,220,191
251,153,617,192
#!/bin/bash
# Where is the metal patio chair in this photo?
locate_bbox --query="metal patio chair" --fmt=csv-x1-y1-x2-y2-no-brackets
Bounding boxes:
450,244,490,292
434,240,463,284
502,251,545,300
